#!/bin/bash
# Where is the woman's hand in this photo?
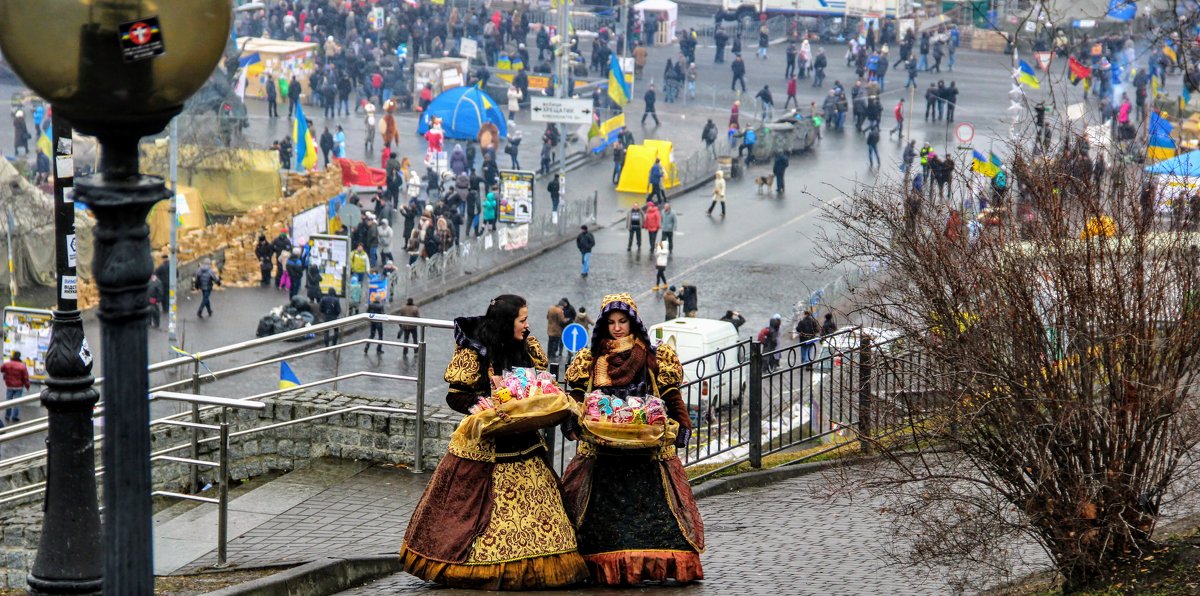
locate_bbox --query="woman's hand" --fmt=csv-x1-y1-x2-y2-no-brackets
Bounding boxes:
561,417,580,442
674,427,691,449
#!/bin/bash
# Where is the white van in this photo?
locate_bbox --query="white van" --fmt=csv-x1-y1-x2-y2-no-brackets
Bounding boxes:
649,318,746,423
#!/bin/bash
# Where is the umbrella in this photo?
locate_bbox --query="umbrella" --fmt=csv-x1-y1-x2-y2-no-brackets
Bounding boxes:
417,86,509,140
236,2,265,12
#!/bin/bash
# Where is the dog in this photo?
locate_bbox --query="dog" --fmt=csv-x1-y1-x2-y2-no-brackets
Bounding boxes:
755,174,775,194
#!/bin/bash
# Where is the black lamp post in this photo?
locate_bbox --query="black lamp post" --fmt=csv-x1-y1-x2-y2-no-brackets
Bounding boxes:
0,3,231,594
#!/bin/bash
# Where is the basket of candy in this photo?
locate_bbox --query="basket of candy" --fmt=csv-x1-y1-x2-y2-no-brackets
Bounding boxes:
577,392,678,449
459,367,577,439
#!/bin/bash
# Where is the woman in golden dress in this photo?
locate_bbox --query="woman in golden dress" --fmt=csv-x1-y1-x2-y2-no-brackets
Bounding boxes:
400,294,589,589
561,293,705,585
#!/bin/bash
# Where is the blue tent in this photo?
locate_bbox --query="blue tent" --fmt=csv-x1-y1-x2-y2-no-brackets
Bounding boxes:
417,86,508,140
1145,150,1200,177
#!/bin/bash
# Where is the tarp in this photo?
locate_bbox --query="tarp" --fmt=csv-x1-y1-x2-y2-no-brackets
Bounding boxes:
417,86,509,140
142,145,282,215
1145,150,1200,176
615,140,679,194
146,187,205,248
334,158,386,187
0,158,96,292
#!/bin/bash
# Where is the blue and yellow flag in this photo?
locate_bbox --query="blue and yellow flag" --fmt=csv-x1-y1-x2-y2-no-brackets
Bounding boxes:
292,102,318,171
607,54,630,107
989,152,1003,172
1148,112,1176,162
972,150,999,177
1017,60,1040,89
1163,43,1178,64
279,361,301,390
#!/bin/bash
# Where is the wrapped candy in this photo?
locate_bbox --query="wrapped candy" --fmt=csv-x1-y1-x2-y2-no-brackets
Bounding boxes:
494,387,513,404
626,396,644,409
610,407,634,424
610,397,625,409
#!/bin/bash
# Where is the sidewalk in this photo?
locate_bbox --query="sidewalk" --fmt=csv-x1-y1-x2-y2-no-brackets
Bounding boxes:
152,456,991,594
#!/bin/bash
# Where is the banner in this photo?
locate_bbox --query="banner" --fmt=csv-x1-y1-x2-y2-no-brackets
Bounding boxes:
291,204,328,248
499,224,529,250
2,307,53,380
368,273,388,304
309,234,351,297
335,157,387,188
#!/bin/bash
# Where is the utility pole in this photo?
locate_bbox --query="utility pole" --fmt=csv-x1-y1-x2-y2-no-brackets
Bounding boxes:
556,0,571,225
168,119,179,345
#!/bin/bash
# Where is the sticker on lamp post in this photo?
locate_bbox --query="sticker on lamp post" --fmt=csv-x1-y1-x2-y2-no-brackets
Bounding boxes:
119,17,166,62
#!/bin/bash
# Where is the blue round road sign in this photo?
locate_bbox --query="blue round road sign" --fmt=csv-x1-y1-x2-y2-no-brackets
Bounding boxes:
562,323,589,353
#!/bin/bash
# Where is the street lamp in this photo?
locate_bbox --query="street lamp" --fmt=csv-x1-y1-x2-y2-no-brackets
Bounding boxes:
0,2,231,594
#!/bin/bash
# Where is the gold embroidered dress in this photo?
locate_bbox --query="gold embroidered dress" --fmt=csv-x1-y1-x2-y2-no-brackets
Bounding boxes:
399,316,588,589
561,294,706,585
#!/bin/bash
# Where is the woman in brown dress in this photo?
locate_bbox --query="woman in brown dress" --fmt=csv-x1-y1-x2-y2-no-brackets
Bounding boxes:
561,292,705,585
399,294,588,589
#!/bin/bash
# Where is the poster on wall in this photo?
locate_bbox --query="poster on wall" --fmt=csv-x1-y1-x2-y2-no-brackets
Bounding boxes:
2,307,53,381
310,234,350,297
497,169,535,224
291,204,328,248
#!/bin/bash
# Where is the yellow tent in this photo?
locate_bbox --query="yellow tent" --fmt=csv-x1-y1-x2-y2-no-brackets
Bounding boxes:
142,145,282,215
615,140,679,194
146,186,205,249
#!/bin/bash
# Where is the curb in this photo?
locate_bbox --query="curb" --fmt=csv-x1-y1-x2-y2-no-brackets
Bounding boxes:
200,555,402,596
691,452,883,500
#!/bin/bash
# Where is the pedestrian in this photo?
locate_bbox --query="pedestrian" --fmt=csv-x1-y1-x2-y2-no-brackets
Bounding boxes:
505,123,522,169
319,288,342,347
757,315,783,371
740,126,758,166
679,283,699,317
350,243,369,286
287,75,301,119
890,98,905,138
714,25,728,63
772,151,789,193
644,200,662,248
720,309,746,330
653,240,670,290
659,284,682,322
812,48,827,86
785,76,798,109
785,41,797,77
2,352,30,424
254,235,273,286
266,74,278,118
546,299,570,361
482,191,498,232
192,258,220,319
271,229,291,287
319,126,334,166
507,83,522,120
660,203,677,253
924,82,938,121
576,224,595,277
305,263,322,303
902,140,916,174
575,306,595,332
154,254,171,317
378,219,395,264
820,312,837,336
755,84,774,121
547,173,562,215
647,158,667,203
731,54,747,92
795,310,819,363
866,125,881,168
624,204,645,256
757,23,769,59
904,57,918,89
612,140,627,184
642,83,660,126
146,274,162,328
334,125,346,158
397,298,419,357
944,81,959,121
286,251,305,299
708,169,726,217
365,297,385,354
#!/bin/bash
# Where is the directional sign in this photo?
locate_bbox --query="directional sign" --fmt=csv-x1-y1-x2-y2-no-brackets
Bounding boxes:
530,97,594,125
562,323,589,353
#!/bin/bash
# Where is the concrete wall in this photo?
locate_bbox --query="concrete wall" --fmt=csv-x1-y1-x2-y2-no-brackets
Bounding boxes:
0,390,460,589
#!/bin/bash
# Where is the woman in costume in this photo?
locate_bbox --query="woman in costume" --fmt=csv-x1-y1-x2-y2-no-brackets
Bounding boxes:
561,293,705,585
400,295,589,589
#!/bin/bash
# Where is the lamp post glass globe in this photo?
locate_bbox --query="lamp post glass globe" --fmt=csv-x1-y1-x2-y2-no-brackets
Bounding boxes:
0,0,232,137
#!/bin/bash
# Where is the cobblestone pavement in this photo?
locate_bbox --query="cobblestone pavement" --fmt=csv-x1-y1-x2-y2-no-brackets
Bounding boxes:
335,468,1038,595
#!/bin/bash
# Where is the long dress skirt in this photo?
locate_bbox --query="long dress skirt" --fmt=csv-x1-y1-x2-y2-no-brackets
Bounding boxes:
400,449,589,590
561,445,705,585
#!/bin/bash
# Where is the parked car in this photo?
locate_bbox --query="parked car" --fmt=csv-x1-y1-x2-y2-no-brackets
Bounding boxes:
649,318,747,424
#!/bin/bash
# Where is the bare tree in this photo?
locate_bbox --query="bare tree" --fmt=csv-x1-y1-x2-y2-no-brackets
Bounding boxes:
821,125,1200,590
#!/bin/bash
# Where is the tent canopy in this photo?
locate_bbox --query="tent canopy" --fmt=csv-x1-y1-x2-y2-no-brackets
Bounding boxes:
1145,150,1200,176
633,0,678,42
417,86,509,140
615,140,678,194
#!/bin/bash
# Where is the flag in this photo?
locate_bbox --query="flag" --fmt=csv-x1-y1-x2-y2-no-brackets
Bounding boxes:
607,53,630,107
37,126,52,158
1151,75,1160,100
279,361,301,390
234,67,248,100
1148,112,1176,162
1068,56,1092,92
292,102,318,171
1017,60,1040,89
972,150,999,177
1163,43,1178,64
989,152,1003,172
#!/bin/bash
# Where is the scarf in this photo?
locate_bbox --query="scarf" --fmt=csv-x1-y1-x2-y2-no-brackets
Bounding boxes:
595,336,649,389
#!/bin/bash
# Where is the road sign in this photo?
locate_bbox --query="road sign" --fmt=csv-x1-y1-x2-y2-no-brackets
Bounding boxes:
530,97,594,124
562,323,589,353
955,122,975,144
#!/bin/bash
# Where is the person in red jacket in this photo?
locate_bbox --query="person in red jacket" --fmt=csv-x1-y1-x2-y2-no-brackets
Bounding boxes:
785,76,799,109
890,97,905,138
2,351,30,424
643,199,662,248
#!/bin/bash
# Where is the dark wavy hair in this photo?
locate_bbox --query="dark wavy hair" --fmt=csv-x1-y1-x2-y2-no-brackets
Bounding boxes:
591,306,652,355
476,294,531,372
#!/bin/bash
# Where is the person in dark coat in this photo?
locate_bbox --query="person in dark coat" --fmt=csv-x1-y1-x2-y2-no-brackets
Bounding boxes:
285,252,305,299
319,288,342,346
305,263,322,303
772,152,789,193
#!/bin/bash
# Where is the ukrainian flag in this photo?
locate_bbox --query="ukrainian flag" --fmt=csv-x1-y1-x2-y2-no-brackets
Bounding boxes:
1148,112,1176,162
972,150,999,177
608,54,630,107
292,102,318,171
280,361,301,390
1163,43,1178,64
1017,60,1040,89
989,152,1003,173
